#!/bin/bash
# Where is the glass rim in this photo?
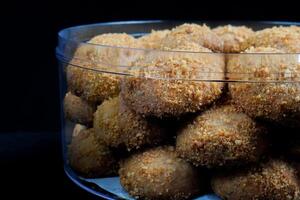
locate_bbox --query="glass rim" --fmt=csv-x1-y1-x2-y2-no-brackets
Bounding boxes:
57,20,300,55
56,20,300,83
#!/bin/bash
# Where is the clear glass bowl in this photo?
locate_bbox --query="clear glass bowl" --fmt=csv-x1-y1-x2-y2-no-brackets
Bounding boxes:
56,21,300,200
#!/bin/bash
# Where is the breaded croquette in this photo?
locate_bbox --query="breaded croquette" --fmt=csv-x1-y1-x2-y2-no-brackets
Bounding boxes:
176,105,268,168
68,127,117,177
93,96,165,151
212,159,300,200
119,146,204,200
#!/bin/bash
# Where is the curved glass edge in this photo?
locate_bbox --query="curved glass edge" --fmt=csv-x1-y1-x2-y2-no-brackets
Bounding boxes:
64,165,121,200
56,20,300,59
57,20,300,44
58,57,300,83
56,20,300,60
56,20,300,83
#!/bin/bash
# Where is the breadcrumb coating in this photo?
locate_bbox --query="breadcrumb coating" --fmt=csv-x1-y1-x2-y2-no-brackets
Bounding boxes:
212,159,300,200
289,26,300,34
213,25,254,53
241,26,300,53
64,92,96,126
119,146,204,200
67,33,138,104
137,30,170,49
61,24,300,199
176,105,268,168
228,47,300,127
160,23,224,52
93,96,165,151
121,41,225,117
68,127,117,177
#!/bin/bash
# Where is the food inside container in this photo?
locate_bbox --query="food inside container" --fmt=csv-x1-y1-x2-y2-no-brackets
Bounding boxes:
57,21,300,200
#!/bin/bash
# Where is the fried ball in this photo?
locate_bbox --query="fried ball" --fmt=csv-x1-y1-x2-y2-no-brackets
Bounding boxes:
213,25,254,53
137,29,170,49
176,105,268,168
228,47,300,127
211,159,300,200
121,41,225,117
68,126,117,177
119,146,204,200
64,92,96,126
67,33,138,104
160,23,223,52
241,26,300,53
93,96,165,151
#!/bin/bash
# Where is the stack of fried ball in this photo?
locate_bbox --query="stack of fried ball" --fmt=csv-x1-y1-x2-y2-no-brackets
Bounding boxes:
64,23,300,200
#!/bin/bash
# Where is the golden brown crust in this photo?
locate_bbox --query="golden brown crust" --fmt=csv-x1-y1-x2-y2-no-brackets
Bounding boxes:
211,159,300,200
68,127,117,177
121,41,225,117
93,97,119,146
119,146,203,200
160,23,224,52
137,30,170,49
228,47,300,127
176,105,268,168
213,25,254,53
93,96,165,151
241,26,300,53
289,26,300,34
67,33,138,104
64,92,96,126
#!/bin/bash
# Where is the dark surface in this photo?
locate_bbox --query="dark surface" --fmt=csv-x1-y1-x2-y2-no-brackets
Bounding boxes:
0,131,98,199
1,0,300,199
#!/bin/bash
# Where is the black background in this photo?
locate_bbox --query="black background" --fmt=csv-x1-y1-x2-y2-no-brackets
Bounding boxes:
1,0,300,199
2,1,300,132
